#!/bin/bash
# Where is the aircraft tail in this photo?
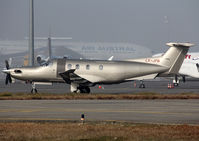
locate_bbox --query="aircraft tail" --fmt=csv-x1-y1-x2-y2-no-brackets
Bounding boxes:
160,42,194,74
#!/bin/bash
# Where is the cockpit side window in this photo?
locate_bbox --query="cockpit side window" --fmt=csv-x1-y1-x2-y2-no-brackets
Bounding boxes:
99,65,103,70
76,64,80,69
67,64,72,69
86,64,90,70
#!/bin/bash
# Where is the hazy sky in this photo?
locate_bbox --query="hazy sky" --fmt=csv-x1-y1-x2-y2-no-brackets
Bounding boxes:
0,0,199,52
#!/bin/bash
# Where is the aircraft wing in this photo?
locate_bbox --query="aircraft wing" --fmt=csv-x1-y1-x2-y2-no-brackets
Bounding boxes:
59,69,91,85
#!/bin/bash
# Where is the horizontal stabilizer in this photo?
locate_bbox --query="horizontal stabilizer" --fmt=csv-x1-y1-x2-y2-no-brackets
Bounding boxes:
166,42,194,48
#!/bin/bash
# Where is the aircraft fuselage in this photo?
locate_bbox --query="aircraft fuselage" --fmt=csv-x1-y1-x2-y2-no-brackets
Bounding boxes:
9,59,168,84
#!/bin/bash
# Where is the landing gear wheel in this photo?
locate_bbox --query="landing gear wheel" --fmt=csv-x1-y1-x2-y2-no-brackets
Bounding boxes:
79,87,90,94
139,84,145,88
31,88,38,94
173,83,179,87
76,89,81,93
139,80,145,88
80,89,86,93
85,87,90,93
31,83,38,94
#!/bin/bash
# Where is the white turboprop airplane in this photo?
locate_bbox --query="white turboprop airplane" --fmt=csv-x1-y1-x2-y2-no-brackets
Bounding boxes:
153,52,199,86
2,42,193,93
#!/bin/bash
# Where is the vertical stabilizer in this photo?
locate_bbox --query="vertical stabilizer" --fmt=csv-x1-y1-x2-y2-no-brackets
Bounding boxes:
160,42,194,74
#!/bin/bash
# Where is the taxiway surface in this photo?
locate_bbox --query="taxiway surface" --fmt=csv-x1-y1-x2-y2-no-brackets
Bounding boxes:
0,99,199,124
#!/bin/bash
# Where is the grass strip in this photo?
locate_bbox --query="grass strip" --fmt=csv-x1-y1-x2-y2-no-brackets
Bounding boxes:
0,121,199,141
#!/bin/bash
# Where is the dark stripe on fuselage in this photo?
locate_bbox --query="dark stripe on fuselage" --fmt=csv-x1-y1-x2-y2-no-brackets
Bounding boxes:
56,59,66,78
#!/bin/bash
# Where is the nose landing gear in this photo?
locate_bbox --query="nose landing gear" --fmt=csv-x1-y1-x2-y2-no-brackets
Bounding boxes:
31,83,38,94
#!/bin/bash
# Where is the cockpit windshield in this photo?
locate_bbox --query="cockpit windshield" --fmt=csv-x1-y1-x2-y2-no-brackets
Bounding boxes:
48,61,53,66
41,60,53,67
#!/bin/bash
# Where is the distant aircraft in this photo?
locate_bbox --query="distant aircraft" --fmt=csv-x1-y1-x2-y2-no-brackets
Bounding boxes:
153,52,199,86
34,37,72,65
0,40,152,61
2,42,193,93
36,37,115,65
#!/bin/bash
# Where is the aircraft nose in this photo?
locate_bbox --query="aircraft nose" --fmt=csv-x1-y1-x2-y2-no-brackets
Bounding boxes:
2,69,11,74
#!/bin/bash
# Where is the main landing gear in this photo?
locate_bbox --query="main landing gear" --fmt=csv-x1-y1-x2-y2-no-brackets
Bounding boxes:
71,83,90,93
139,80,145,88
78,86,90,93
173,75,180,87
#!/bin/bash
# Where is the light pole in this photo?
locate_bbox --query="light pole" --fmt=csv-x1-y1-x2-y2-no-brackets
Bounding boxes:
29,0,34,66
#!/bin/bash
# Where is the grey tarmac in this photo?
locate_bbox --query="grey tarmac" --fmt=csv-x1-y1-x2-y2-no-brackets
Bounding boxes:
0,99,199,124
1,80,199,124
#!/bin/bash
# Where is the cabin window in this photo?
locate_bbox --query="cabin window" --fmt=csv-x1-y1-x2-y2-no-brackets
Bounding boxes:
99,65,103,70
67,64,72,69
76,64,80,69
86,64,90,70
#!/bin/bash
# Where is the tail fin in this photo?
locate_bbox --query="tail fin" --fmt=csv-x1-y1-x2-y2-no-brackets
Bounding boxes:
160,42,194,74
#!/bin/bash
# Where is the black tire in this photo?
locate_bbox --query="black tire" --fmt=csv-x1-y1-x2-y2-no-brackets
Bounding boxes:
139,84,145,88
79,87,90,93
174,83,179,87
80,89,86,93
85,87,90,93
31,88,38,94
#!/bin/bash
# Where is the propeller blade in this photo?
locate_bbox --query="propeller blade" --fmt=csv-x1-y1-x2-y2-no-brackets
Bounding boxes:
5,75,9,85
182,76,186,83
5,74,12,85
4,59,12,85
8,74,12,83
5,60,9,70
